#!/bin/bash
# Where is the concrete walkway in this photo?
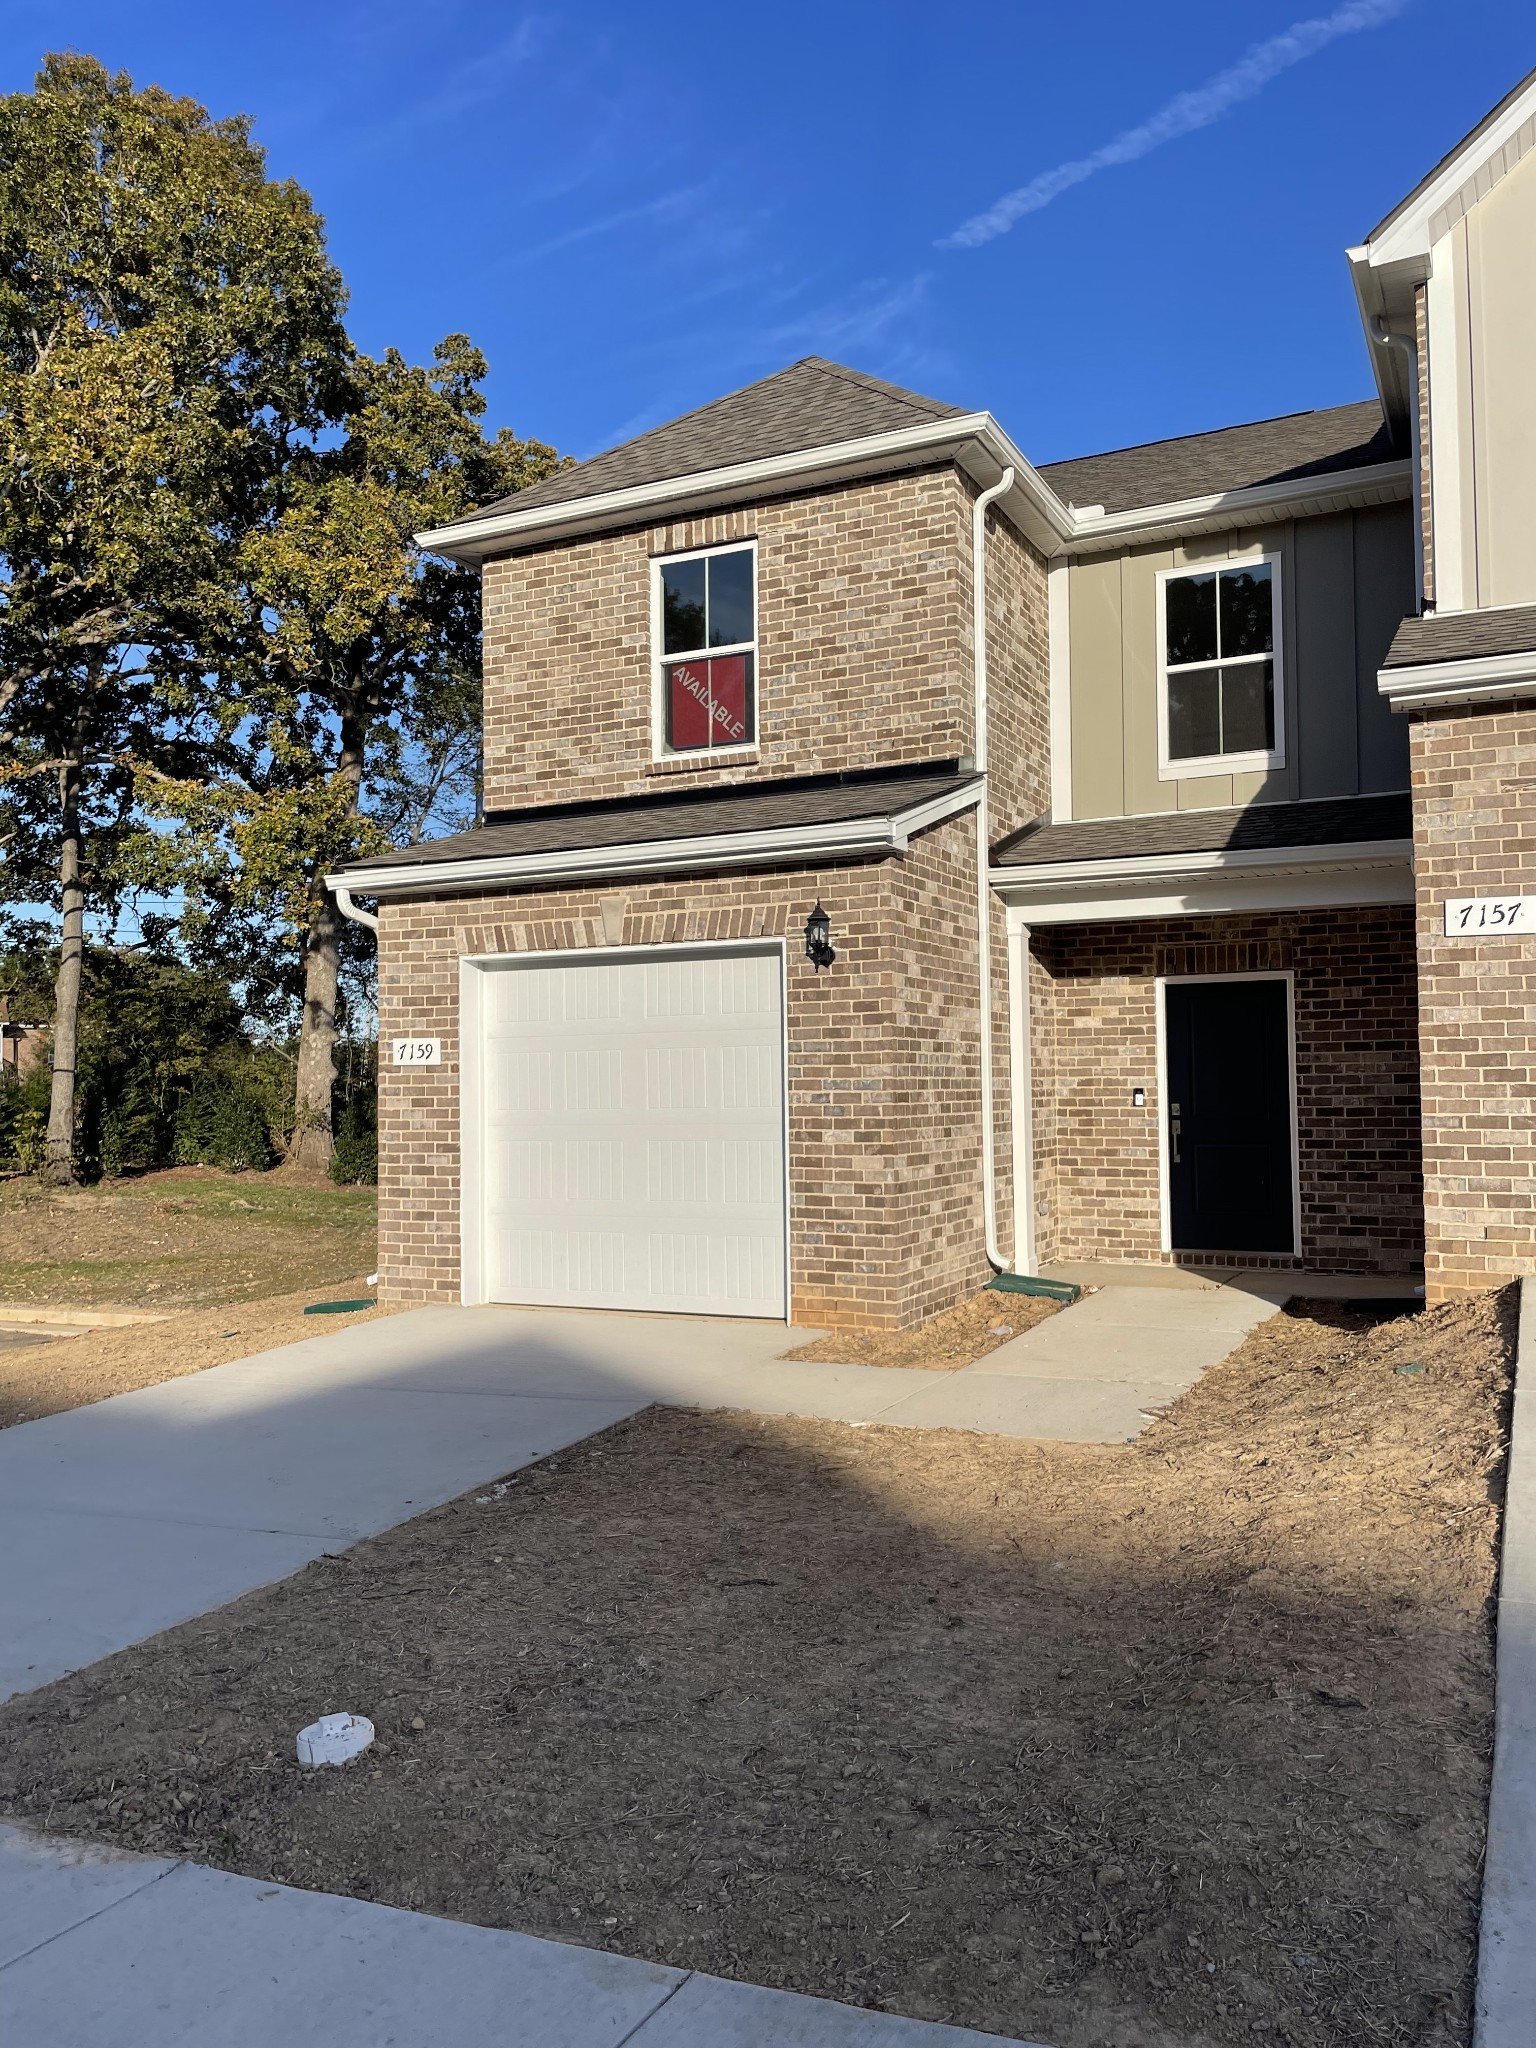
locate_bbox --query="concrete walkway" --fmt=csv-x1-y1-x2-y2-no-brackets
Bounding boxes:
0,1283,1283,1702
0,1824,1044,2047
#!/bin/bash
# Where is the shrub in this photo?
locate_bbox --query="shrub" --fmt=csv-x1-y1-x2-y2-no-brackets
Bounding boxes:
330,1085,377,1185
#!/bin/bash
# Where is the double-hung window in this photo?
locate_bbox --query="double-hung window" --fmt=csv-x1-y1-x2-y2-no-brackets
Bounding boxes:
1158,554,1283,775
655,542,756,755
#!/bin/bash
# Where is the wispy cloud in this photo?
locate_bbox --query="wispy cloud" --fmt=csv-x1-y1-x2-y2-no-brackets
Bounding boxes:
941,0,1408,249
501,187,710,269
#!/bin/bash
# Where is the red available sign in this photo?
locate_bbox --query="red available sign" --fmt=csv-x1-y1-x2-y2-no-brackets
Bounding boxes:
668,655,749,748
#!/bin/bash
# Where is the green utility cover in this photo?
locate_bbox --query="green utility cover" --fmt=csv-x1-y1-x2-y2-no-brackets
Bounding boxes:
303,1298,377,1315
987,1273,1082,1304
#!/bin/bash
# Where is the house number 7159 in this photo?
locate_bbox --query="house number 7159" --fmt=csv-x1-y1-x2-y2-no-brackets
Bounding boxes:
391,1037,442,1066
1443,897,1536,935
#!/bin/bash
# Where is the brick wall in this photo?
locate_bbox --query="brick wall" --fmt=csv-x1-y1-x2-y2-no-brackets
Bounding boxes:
481,467,1048,816
376,812,1011,1330
1410,701,1536,1297
1026,908,1423,1274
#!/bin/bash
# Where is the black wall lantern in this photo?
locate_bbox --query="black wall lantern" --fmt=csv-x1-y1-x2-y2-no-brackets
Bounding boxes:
804,901,836,972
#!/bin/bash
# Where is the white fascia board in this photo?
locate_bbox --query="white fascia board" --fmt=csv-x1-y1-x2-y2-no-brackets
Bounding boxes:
989,839,1414,925
1366,75,1536,269
1379,648,1536,710
1062,459,1412,557
327,780,982,899
417,418,1076,562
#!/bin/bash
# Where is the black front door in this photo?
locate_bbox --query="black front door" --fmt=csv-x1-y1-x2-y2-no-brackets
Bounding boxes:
1165,978,1294,1254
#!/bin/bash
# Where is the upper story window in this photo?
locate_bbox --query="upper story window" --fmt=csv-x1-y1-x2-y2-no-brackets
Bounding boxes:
654,542,756,755
1157,554,1284,777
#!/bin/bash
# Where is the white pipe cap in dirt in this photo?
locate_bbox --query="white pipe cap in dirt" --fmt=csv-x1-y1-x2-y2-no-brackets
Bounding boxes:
296,1713,375,1768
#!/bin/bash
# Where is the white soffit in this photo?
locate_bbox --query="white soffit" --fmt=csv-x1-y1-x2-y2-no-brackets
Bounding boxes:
1378,648,1536,711
991,839,1414,924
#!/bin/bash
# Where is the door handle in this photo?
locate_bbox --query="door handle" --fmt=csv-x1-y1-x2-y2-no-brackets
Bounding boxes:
1170,1116,1182,1164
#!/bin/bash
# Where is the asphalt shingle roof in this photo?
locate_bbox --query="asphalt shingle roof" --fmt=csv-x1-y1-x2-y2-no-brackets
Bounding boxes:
1036,401,1396,515
1383,605,1536,668
992,792,1412,868
478,359,968,518
340,762,974,876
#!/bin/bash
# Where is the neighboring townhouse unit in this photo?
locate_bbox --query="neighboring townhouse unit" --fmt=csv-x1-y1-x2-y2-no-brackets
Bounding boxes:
334,68,1536,1325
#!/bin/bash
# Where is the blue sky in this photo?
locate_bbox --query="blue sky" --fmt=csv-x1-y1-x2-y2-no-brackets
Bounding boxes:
6,2,1531,467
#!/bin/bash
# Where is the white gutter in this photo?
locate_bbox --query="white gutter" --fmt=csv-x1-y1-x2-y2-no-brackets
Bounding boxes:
417,420,1409,567
326,779,983,899
972,468,1015,1276
1379,647,1536,711
419,415,1075,562
331,884,379,934
990,837,1414,923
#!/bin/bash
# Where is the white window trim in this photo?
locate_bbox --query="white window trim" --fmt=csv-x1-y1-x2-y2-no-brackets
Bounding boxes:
459,938,791,1320
651,537,759,763
1155,550,1286,782
1154,969,1301,1260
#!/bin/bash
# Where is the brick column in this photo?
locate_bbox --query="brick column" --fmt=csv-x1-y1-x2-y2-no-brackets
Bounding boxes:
1411,702,1536,1297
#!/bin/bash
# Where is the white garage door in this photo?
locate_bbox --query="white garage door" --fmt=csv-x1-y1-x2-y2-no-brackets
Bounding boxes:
477,947,786,1317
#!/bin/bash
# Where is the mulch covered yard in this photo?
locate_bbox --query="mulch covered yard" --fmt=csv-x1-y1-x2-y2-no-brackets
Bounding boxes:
0,1291,1511,2048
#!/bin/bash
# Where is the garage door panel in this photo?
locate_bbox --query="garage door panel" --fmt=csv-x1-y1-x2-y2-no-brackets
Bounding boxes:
477,949,786,1318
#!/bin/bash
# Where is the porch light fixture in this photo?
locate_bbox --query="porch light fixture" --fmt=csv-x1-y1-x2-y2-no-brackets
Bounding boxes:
804,902,835,972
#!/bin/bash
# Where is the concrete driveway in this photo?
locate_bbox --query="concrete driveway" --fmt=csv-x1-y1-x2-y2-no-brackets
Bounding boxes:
0,1286,1284,1701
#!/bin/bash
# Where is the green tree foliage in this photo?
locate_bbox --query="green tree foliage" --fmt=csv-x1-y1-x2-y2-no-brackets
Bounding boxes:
0,937,280,1177
0,54,347,1181
150,336,563,1169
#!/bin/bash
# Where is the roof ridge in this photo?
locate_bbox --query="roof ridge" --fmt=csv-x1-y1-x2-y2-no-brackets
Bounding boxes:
798,356,965,421
1040,398,1381,474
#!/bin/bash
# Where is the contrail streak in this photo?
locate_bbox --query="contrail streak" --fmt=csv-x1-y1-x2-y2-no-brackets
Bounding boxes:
941,0,1409,249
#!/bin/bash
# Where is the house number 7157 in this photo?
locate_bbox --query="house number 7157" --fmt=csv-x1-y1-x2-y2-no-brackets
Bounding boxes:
1443,896,1536,935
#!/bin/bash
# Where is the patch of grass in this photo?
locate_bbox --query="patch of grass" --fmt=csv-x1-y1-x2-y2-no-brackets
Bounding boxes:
0,1169,377,1309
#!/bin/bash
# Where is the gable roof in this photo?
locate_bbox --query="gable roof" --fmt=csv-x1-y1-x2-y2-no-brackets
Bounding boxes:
477,359,967,519
1037,400,1395,515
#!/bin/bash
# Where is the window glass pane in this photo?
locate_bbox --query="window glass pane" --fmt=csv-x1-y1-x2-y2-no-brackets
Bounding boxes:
1218,565,1273,659
667,658,713,747
1165,574,1217,666
1167,668,1222,759
1219,660,1274,753
665,654,755,751
706,548,754,648
706,652,753,744
662,558,707,655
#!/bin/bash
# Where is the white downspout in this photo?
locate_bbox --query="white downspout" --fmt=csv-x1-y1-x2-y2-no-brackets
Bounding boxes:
1372,316,1425,612
331,884,379,934
973,466,1015,1273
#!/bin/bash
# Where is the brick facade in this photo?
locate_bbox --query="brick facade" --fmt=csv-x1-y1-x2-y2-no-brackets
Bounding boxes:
1409,701,1536,1298
481,468,1049,843
376,810,1014,1331
1026,908,1424,1275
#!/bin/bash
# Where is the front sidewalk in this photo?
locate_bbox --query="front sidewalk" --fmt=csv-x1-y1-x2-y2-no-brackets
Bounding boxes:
0,1824,1043,2048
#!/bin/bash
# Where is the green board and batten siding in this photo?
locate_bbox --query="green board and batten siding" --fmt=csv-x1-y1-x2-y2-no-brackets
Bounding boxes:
1066,502,1413,821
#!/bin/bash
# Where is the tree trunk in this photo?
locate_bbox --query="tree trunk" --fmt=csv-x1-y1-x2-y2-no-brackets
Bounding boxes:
44,757,85,1185
286,718,366,1173
286,885,343,1172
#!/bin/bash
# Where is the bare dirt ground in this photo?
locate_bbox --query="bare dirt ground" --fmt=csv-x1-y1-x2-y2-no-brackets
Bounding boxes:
0,1290,1509,2048
0,1167,377,1312
786,1284,1060,1369
0,1286,394,1430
